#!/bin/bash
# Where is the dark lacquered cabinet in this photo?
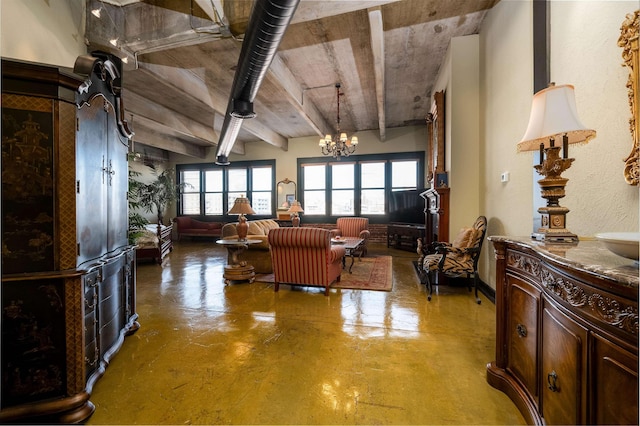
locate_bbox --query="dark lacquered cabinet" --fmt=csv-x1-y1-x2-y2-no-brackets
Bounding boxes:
420,187,449,245
488,237,638,425
1,55,138,423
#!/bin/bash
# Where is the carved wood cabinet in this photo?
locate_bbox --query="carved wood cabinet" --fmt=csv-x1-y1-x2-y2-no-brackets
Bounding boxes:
420,187,450,245
1,56,138,423
487,237,638,425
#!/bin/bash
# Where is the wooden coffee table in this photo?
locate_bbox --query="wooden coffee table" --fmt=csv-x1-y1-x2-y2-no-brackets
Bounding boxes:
216,239,261,284
332,237,365,273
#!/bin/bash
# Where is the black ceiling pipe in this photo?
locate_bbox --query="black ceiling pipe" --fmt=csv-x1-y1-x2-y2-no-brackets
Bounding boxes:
215,0,300,165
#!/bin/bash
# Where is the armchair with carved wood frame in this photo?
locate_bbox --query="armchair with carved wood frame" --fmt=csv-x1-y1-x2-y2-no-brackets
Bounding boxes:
417,216,487,304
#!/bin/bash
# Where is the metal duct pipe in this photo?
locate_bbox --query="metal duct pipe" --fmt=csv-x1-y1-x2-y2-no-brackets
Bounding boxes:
215,0,300,165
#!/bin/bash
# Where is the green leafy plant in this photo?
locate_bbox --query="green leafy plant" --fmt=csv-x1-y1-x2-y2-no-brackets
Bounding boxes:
131,165,184,226
128,169,149,244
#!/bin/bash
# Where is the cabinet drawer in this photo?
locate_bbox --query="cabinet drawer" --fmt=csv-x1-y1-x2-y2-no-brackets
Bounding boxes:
541,300,588,425
591,333,638,425
507,275,540,401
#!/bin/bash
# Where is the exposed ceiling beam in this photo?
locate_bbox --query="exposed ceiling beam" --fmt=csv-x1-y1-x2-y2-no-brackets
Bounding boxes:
131,121,211,158
291,0,400,24
125,90,219,145
267,54,333,137
368,6,386,142
129,65,288,149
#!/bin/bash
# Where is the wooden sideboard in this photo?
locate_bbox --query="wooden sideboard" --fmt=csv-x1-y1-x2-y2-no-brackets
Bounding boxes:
487,237,638,425
387,223,426,252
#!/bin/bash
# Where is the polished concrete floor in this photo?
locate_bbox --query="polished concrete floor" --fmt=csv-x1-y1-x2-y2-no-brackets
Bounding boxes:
87,241,525,425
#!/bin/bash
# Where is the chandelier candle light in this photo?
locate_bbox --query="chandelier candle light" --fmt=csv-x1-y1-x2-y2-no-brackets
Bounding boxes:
228,196,256,241
319,83,358,158
518,83,596,243
287,200,304,227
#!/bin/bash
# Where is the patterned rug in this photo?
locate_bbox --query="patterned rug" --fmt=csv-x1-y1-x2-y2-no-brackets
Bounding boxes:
254,255,393,292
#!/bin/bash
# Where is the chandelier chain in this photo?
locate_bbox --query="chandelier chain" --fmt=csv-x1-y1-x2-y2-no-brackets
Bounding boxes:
319,83,358,159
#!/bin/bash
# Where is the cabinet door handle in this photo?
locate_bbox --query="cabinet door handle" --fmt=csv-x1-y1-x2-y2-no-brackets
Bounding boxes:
516,323,527,338
547,370,559,392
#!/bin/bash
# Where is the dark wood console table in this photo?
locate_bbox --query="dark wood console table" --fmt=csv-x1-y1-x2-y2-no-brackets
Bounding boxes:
487,236,638,425
387,223,426,252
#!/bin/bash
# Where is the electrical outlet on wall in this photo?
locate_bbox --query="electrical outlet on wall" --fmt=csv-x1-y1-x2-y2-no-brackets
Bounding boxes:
501,172,510,183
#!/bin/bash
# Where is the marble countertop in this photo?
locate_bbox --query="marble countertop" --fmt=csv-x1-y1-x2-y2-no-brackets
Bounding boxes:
488,236,639,288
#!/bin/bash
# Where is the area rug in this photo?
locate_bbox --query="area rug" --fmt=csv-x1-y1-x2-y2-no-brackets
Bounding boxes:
254,255,393,292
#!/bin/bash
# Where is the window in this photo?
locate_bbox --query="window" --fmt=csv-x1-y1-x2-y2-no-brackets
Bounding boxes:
299,152,424,221
361,162,385,214
176,161,275,217
302,164,326,215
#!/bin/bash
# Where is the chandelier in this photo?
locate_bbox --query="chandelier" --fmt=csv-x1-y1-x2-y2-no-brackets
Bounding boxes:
319,83,358,158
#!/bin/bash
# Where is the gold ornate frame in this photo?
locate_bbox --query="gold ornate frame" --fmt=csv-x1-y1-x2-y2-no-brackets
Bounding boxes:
426,90,445,187
618,10,639,186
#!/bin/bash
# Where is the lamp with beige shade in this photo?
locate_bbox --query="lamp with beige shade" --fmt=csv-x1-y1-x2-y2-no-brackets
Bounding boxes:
228,196,256,240
287,201,304,227
518,83,596,242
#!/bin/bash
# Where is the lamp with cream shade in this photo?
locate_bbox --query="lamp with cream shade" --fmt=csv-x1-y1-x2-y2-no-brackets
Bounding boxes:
287,201,304,227
518,83,596,242
228,196,256,241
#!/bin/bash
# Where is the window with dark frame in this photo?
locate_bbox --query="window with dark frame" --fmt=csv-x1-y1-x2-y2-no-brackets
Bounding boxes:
298,152,425,222
176,160,275,217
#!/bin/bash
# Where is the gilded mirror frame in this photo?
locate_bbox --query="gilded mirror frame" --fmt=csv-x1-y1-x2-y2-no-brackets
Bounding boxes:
426,90,446,187
276,178,296,210
619,10,639,186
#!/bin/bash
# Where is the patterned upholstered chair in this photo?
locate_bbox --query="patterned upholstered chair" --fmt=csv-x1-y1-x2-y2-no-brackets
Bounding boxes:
331,217,371,256
268,227,346,296
417,216,487,304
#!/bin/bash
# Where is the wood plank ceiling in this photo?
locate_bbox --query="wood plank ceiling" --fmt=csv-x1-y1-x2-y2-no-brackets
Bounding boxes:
85,0,500,159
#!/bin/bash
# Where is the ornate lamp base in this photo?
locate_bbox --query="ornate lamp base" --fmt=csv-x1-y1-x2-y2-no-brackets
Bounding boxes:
532,205,578,243
532,145,579,243
291,214,300,227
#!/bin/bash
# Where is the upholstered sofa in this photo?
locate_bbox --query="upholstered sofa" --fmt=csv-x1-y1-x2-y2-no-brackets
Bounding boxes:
173,217,223,240
268,227,346,296
221,219,280,273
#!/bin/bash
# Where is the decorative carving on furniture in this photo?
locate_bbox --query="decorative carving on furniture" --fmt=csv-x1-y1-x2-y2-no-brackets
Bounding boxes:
588,293,639,335
618,10,639,185
507,250,639,334
426,91,445,186
540,268,588,307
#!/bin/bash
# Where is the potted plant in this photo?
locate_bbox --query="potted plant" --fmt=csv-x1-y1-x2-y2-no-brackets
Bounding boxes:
128,169,150,244
132,165,182,226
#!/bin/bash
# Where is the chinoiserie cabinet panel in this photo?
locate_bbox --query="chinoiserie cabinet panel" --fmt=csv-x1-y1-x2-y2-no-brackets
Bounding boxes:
540,301,588,425
1,55,138,424
487,237,639,426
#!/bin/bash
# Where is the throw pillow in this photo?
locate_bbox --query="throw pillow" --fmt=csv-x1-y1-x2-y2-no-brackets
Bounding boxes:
452,227,474,248
248,221,264,235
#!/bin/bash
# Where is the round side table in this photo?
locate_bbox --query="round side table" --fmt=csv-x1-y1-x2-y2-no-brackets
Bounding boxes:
216,239,261,284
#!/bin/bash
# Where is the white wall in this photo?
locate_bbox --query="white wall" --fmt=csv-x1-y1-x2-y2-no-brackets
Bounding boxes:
1,0,86,67
480,0,639,290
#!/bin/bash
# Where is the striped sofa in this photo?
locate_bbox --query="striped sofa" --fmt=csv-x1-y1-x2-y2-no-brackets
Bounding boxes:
331,217,370,255
268,227,346,296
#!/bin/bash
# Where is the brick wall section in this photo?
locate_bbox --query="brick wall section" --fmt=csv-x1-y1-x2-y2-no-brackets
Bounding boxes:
300,223,388,244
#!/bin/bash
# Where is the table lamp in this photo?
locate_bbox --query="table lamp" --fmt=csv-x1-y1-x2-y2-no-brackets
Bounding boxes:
518,83,596,242
287,201,304,227
228,196,256,240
